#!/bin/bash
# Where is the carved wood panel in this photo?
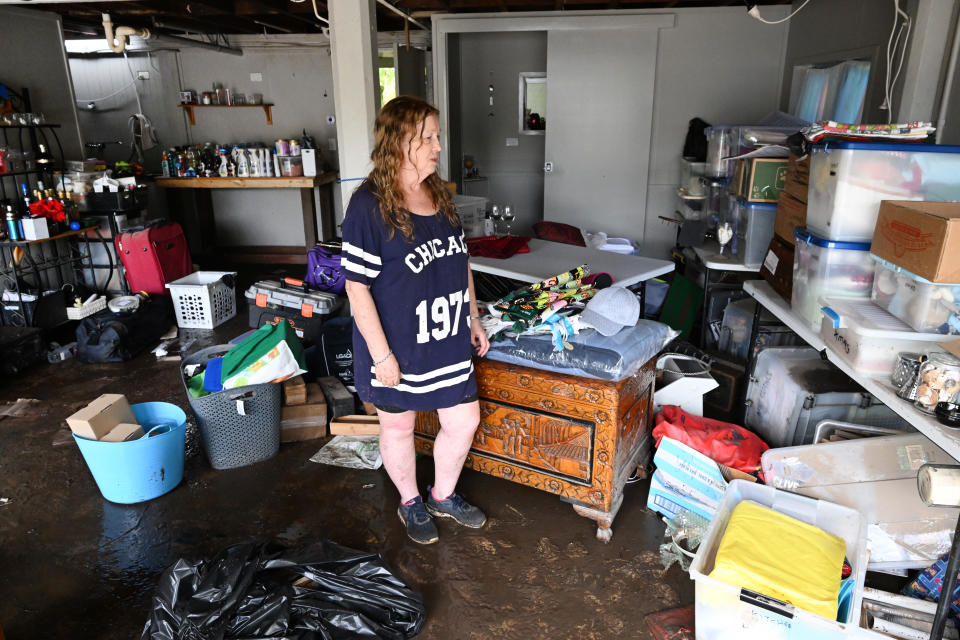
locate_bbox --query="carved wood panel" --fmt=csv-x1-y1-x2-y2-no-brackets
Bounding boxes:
417,400,594,483
414,357,657,518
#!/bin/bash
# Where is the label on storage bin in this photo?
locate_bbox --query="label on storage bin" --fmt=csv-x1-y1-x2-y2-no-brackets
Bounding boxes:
763,250,780,274
738,589,795,631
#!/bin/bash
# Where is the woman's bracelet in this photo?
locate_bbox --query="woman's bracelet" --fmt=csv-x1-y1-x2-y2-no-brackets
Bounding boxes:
372,349,393,366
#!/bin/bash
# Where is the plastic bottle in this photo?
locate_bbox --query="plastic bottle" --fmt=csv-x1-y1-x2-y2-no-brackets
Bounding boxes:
218,150,229,177
161,150,170,177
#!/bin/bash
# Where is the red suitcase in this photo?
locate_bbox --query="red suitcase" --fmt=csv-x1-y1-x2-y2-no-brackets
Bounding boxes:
115,223,194,295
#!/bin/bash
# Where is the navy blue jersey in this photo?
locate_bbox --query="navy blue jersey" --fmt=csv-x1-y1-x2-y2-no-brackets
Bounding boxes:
342,182,476,411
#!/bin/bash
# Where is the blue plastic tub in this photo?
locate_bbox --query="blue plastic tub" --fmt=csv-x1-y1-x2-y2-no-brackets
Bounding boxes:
73,402,187,504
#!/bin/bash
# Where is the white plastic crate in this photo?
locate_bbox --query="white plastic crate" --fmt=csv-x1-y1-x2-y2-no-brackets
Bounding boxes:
66,296,107,320
166,271,237,329
454,194,488,238
689,480,869,640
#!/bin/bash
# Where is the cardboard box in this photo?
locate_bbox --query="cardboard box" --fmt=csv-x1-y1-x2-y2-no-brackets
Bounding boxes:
66,394,138,440
329,415,379,436
22,217,49,241
647,437,755,521
773,192,806,245
100,423,145,442
871,201,960,283
783,154,809,203
732,158,788,203
759,235,795,302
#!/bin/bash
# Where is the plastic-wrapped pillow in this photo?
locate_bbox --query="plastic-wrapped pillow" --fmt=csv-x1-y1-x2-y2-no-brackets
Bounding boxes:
484,319,678,381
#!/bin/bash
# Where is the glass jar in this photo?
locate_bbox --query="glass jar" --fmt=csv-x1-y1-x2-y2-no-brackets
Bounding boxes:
914,352,960,413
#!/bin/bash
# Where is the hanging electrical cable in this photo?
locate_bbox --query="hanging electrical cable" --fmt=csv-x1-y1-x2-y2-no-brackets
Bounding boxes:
743,0,813,25
880,0,912,123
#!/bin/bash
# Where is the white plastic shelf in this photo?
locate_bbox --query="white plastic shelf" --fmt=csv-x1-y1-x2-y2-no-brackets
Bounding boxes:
744,279,960,463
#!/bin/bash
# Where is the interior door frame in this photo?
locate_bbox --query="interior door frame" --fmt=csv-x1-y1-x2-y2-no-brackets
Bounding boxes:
431,10,676,182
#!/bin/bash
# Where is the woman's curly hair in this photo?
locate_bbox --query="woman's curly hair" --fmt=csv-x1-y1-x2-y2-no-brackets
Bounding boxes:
366,96,457,242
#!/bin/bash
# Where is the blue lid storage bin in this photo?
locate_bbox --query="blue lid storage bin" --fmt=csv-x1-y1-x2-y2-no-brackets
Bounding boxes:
792,228,874,330
807,141,960,242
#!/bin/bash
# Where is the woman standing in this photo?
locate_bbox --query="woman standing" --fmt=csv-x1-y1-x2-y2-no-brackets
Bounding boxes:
342,96,490,545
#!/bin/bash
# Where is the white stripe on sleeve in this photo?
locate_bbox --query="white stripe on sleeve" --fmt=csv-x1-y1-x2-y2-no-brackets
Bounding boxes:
342,258,380,279
342,242,382,266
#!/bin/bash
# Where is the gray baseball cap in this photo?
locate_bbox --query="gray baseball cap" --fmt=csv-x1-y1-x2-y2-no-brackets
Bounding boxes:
581,286,640,336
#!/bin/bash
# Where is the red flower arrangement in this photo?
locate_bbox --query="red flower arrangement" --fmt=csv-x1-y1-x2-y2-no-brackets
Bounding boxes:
28,199,67,223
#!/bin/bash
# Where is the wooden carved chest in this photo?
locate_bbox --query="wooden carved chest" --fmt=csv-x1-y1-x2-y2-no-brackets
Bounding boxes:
415,356,656,541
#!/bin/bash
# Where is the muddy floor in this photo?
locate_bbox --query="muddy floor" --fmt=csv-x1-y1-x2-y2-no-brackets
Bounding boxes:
0,314,693,639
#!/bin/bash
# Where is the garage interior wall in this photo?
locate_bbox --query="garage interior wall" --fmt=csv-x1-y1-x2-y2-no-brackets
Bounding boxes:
641,7,790,260
778,0,921,125
68,36,340,248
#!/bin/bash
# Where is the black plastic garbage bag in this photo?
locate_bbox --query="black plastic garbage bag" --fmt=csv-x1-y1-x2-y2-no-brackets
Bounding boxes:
141,540,426,640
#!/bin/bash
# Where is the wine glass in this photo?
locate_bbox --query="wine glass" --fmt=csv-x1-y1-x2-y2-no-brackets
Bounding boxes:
502,205,515,236
490,204,502,236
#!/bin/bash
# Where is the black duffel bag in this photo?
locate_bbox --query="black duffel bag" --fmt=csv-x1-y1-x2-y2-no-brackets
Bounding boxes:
76,297,171,363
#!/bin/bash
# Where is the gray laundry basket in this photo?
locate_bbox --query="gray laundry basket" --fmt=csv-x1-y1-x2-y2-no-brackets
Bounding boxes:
181,344,281,470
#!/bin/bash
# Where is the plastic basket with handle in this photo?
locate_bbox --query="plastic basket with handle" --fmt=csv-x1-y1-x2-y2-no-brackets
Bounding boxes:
181,345,281,470
166,271,237,329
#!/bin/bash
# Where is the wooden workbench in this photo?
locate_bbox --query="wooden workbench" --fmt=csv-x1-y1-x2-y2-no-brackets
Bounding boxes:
156,172,338,265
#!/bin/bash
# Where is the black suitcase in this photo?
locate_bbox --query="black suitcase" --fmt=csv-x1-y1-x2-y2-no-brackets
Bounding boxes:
0,326,45,376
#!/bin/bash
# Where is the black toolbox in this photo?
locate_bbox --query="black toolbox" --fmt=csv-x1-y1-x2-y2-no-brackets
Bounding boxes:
245,278,342,344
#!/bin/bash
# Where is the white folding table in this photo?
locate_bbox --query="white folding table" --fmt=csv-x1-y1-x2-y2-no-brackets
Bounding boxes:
469,238,675,314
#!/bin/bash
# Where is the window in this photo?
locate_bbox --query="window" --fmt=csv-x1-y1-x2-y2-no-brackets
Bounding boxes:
379,52,396,106
790,60,871,124
519,72,546,135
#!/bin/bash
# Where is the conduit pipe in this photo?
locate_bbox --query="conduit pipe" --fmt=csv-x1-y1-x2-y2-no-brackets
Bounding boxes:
102,13,150,54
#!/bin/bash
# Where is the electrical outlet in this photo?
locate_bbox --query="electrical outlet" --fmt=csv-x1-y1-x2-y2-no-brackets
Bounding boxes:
250,72,263,82
506,138,519,147
328,137,337,151
137,71,150,80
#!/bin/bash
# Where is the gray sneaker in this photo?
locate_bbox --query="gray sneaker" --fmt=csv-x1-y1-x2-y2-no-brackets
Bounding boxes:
425,487,487,528
397,496,439,544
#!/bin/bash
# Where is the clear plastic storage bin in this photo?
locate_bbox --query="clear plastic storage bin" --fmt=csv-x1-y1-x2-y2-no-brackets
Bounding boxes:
792,228,874,330
704,126,796,178
718,298,798,361
453,194,488,238
807,141,960,242
689,480,868,640
819,296,946,376
871,255,960,335
732,199,777,268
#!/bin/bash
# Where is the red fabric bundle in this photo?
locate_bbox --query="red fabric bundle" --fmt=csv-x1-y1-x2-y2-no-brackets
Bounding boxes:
466,235,531,259
532,221,585,246
653,405,769,475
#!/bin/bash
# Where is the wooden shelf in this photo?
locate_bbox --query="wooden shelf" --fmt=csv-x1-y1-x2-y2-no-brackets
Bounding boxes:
0,225,98,247
156,176,327,189
157,176,311,189
178,103,274,126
